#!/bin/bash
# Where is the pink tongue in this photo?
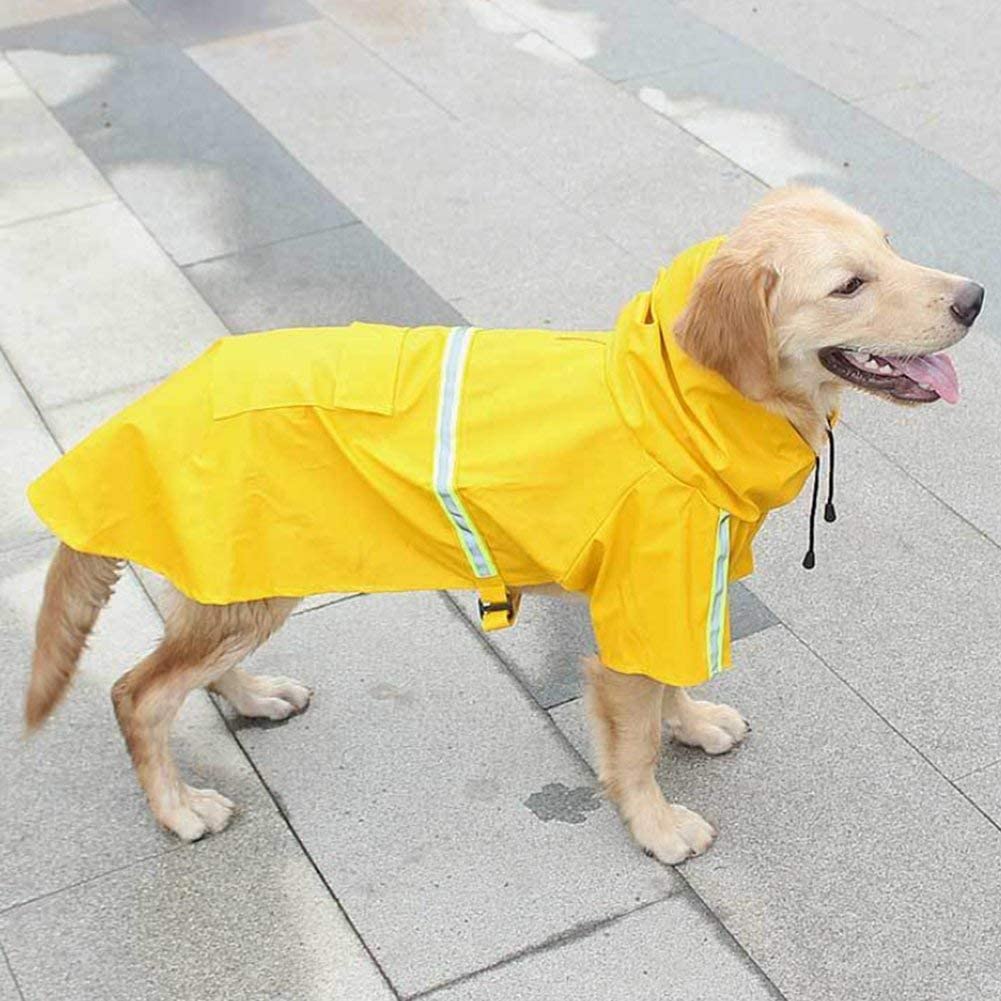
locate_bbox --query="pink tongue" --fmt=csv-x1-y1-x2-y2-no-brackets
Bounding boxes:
885,352,960,404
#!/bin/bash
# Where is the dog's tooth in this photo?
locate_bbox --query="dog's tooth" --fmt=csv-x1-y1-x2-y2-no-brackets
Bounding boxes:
878,363,894,374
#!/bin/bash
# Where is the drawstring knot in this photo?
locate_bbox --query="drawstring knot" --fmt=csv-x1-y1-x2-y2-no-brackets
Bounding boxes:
802,424,837,570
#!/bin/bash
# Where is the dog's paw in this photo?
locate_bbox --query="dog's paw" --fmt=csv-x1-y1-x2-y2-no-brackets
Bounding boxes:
229,675,313,721
156,786,236,841
631,802,716,865
670,700,749,755
189,787,236,833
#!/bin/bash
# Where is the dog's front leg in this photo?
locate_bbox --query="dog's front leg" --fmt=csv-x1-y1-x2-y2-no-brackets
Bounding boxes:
662,686,749,755
584,658,715,864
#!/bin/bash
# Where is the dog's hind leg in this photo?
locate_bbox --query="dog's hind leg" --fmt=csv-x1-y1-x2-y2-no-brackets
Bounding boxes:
206,595,308,719
585,657,716,865
662,687,749,755
111,595,296,841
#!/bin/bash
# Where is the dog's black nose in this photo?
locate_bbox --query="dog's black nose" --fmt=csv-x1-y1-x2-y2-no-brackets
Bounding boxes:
951,281,985,327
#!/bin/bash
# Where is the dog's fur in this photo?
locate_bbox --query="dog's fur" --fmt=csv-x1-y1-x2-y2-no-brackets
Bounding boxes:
24,187,981,861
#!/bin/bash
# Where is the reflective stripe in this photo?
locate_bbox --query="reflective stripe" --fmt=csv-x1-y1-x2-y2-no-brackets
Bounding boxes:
706,510,731,679
433,327,498,579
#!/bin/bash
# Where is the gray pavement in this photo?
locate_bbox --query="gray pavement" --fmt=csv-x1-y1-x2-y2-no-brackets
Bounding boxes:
2,2,1001,999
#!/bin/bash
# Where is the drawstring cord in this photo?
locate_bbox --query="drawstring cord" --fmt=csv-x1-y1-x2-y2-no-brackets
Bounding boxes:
802,423,837,570
802,458,820,570
824,426,837,524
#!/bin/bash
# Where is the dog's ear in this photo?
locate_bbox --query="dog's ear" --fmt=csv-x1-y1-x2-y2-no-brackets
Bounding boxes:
674,251,779,400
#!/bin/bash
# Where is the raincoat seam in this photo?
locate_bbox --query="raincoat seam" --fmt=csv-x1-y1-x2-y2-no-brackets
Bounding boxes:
599,335,722,513
600,337,781,534
557,463,661,588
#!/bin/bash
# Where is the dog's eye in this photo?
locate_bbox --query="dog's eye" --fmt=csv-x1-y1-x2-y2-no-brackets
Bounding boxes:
832,276,865,297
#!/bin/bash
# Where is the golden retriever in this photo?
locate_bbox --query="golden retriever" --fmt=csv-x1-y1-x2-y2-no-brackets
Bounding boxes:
23,187,983,862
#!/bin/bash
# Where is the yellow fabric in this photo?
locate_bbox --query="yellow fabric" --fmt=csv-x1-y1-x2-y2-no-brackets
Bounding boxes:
27,238,817,686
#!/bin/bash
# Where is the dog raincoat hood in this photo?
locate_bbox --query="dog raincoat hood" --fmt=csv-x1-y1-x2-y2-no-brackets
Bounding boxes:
28,238,817,686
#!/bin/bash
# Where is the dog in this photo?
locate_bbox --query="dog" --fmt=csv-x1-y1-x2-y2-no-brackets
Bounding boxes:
23,187,983,863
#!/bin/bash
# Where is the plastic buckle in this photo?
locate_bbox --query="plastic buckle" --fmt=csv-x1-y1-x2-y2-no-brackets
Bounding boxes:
477,590,520,632
478,597,514,620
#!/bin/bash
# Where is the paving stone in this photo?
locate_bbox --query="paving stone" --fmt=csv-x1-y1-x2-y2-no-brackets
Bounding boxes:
466,102,762,267
2,5,353,265
448,591,595,710
0,958,17,1001
0,73,112,227
184,223,465,332
0,964,13,1001
550,626,1001,1001
0,955,17,1001
729,580,779,639
230,5,762,268
733,425,1001,780
257,110,624,304
292,592,363,616
0,58,17,89
957,762,1001,829
221,592,678,997
190,20,649,300
0,200,226,408
310,0,589,122
449,245,653,332
682,0,1001,93
0,357,59,554
630,63,853,191
0,539,274,911
449,582,776,710
133,0,319,47
189,19,448,143
678,0,948,101
852,0,1001,57
624,26,1001,300
497,0,749,81
855,65,1001,193
427,894,780,1001
447,54,762,266
0,0,112,30
0,818,394,1001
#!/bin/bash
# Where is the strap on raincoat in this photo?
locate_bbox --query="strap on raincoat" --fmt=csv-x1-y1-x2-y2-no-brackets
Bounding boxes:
435,325,520,633
476,577,521,632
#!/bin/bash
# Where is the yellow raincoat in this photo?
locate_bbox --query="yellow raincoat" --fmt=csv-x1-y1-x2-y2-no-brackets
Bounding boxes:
28,238,817,686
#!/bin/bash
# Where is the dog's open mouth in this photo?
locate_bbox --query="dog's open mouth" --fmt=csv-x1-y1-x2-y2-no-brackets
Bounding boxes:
819,347,960,404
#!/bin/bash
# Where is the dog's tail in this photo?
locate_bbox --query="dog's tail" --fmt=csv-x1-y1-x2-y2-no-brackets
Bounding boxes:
25,543,123,731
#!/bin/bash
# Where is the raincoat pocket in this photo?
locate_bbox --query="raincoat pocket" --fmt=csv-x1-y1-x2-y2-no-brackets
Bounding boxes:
211,323,408,420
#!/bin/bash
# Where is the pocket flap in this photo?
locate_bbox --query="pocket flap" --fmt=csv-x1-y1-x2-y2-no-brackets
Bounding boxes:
333,323,406,415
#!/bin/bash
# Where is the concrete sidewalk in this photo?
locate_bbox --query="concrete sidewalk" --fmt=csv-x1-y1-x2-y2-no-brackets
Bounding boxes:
2,2,1001,999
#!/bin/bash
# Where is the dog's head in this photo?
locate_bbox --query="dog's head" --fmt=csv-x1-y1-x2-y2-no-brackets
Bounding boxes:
675,187,983,422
